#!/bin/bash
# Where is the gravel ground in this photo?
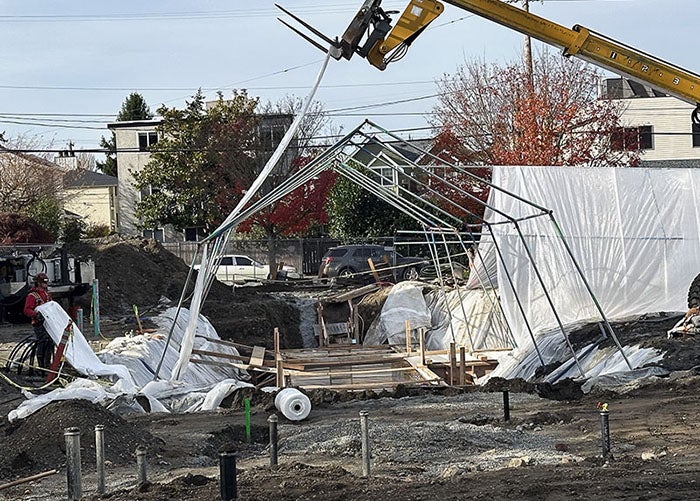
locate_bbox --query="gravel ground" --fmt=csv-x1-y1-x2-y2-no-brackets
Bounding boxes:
277,392,581,478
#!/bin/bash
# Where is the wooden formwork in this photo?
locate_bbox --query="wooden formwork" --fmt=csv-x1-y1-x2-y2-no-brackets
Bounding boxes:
189,327,498,391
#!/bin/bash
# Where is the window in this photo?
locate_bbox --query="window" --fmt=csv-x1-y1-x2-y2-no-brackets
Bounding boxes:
326,248,348,258
220,257,234,266
184,227,204,241
138,132,158,152
611,125,653,151
370,166,396,186
259,123,287,151
142,228,164,242
693,122,700,148
139,185,160,202
235,256,253,266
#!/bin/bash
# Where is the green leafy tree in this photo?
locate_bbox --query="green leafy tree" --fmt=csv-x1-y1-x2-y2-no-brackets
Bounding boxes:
326,165,419,241
133,90,260,233
135,90,335,275
97,92,153,177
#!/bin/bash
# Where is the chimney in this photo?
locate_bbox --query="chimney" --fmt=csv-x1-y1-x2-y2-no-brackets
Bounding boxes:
54,141,78,169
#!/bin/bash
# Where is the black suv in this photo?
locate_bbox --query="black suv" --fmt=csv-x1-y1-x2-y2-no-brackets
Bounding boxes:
319,244,426,282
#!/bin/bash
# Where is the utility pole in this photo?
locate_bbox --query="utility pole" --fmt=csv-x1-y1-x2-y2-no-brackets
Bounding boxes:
523,0,534,88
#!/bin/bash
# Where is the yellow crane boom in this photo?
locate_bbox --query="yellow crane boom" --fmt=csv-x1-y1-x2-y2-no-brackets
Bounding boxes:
278,0,700,120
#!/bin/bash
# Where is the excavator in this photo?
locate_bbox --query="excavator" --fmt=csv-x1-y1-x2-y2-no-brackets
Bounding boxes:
277,0,700,309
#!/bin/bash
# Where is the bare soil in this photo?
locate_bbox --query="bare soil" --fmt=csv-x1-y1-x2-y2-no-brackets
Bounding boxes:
0,378,699,500
1,238,699,499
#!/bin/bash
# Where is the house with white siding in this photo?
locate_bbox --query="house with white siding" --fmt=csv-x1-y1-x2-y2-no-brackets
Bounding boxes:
601,78,700,167
109,113,296,242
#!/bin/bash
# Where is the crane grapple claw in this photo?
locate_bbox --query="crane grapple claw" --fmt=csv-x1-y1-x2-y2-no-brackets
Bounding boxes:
275,3,343,59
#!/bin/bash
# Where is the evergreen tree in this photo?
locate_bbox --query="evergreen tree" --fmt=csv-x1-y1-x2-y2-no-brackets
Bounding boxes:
97,93,153,177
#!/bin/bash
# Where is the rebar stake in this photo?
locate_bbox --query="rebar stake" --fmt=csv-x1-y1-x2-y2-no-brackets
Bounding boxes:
95,424,105,495
360,410,371,477
64,427,82,501
503,390,510,422
219,452,238,501
268,414,279,466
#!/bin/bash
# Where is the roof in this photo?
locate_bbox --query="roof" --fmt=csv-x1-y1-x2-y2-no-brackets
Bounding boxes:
0,144,68,173
107,119,162,130
63,169,117,188
639,159,700,169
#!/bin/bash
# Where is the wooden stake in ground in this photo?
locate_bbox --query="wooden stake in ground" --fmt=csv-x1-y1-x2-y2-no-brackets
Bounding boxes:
274,327,285,388
405,320,412,354
458,346,466,386
0,469,59,491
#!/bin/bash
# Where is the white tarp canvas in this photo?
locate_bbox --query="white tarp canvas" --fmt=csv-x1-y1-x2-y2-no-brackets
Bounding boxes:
484,166,700,379
9,306,251,421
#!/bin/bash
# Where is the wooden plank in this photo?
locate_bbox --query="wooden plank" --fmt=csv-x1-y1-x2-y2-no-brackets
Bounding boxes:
296,379,443,390
419,328,426,366
458,346,466,386
405,319,411,354
449,342,457,385
250,346,266,367
191,348,262,364
189,358,274,373
367,257,381,283
274,327,280,356
283,354,409,369
291,366,418,378
325,283,381,303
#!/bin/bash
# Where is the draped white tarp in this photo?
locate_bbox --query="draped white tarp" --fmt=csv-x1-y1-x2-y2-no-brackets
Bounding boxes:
170,51,332,381
487,166,700,350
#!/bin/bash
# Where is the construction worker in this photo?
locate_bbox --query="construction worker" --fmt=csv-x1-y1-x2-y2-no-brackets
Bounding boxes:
23,272,54,371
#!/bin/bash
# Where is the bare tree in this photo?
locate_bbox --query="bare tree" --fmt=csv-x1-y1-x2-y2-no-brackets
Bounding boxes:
0,135,70,237
431,50,638,167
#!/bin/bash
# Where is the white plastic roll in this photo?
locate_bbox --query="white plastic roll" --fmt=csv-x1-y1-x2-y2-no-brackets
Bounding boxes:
274,388,312,421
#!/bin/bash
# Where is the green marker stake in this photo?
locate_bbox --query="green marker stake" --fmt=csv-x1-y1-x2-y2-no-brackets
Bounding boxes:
244,398,251,443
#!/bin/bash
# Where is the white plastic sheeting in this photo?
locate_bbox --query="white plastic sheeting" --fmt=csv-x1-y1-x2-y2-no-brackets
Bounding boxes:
424,287,513,351
488,166,700,346
36,302,134,388
363,281,431,346
10,307,251,421
99,307,246,388
484,166,700,380
171,51,333,381
364,282,513,351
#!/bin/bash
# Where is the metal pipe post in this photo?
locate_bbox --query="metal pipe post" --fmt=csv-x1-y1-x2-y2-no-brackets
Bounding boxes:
92,278,100,337
600,410,610,458
360,410,371,477
95,425,105,495
503,390,510,422
219,452,238,501
136,446,147,485
76,308,83,333
268,414,279,466
64,427,82,500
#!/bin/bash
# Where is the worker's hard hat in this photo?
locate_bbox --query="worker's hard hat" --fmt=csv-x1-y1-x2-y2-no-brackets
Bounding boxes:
34,272,49,284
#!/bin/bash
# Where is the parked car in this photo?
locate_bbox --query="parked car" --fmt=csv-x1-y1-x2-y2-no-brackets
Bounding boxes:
318,244,427,282
196,255,300,285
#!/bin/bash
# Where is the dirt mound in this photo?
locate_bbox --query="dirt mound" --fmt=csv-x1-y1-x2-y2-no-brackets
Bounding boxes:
66,236,227,316
65,236,302,348
0,399,158,480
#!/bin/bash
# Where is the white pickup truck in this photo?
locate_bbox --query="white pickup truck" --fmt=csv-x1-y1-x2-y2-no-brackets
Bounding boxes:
197,254,301,285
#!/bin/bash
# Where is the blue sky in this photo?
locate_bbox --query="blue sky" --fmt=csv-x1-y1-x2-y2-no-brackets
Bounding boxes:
0,0,696,155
